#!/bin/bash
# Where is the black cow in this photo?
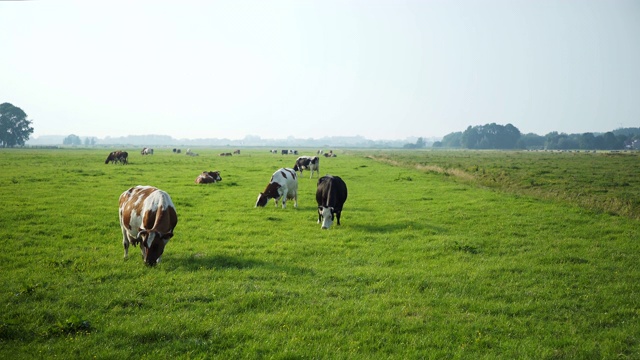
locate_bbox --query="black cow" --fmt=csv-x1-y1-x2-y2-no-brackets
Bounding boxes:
105,151,128,164
293,156,320,178
316,175,348,229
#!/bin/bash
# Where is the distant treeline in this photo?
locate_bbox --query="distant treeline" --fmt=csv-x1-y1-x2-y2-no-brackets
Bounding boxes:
433,124,640,150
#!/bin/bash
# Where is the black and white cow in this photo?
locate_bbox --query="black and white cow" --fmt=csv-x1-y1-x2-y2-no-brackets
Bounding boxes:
256,168,298,209
293,156,320,178
316,175,348,229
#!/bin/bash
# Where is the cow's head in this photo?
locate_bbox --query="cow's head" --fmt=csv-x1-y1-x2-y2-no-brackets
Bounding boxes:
139,229,174,266
256,193,269,207
209,171,222,182
319,206,334,229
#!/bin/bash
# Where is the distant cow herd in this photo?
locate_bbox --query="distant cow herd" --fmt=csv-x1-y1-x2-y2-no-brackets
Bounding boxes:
110,148,346,266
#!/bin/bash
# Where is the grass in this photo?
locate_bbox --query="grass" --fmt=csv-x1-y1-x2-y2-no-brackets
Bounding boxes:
364,149,640,220
0,148,638,359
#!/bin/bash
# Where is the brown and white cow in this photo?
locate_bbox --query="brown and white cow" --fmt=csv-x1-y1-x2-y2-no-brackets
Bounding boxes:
255,168,298,209
293,156,320,178
195,171,222,184
105,151,128,164
119,186,178,266
316,175,348,229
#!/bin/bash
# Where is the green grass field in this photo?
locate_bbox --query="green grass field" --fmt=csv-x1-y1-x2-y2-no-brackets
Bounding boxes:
0,148,638,359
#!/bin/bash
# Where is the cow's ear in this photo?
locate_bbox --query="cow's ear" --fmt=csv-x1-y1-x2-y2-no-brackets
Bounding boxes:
162,232,174,240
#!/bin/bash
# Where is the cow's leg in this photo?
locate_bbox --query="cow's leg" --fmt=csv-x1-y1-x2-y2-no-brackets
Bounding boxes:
122,229,130,259
279,186,287,209
336,211,341,225
293,190,298,208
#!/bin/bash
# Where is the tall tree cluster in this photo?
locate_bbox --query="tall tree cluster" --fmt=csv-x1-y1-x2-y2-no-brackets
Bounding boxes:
0,103,34,147
434,124,640,150
460,123,521,149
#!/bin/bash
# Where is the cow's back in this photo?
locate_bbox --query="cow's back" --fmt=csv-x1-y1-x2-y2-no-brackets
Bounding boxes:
119,186,177,234
316,175,347,209
276,168,298,194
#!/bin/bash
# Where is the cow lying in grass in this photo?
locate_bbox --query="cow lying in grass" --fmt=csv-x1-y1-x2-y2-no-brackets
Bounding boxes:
195,171,222,184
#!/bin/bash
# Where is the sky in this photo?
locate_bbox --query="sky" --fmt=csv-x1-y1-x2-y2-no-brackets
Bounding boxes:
1,0,639,141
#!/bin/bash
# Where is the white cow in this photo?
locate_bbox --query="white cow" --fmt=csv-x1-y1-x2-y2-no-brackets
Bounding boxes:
255,168,298,209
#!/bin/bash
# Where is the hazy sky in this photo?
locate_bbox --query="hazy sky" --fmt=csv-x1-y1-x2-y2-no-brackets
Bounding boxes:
1,0,639,140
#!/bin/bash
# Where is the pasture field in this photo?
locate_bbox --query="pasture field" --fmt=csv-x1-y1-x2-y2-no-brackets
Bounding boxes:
0,148,638,359
361,149,640,220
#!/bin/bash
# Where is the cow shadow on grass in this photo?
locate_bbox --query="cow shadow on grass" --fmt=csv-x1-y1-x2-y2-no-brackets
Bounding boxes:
349,220,447,235
166,253,314,276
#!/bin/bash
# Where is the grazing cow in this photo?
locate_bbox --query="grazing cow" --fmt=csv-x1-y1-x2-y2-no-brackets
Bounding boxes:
233,149,241,155
105,151,117,164
105,151,128,164
141,147,153,155
219,152,232,156
195,171,222,184
293,156,320,178
281,149,289,155
117,151,129,164
316,175,348,229
256,168,298,209
119,186,178,266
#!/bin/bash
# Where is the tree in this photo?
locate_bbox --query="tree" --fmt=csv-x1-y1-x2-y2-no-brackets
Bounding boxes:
517,133,545,149
461,123,522,149
579,133,596,150
436,131,463,148
63,134,82,146
602,132,620,150
403,137,426,149
0,103,34,147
